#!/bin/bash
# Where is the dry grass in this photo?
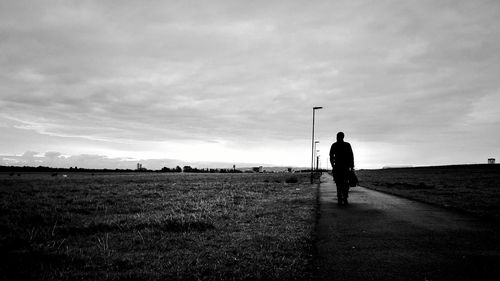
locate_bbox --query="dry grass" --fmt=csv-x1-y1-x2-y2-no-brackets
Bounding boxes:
0,172,317,281
357,165,500,222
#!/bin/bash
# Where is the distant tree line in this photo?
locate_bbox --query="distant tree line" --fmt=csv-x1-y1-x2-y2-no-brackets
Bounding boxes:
162,166,242,173
0,165,138,173
0,165,243,174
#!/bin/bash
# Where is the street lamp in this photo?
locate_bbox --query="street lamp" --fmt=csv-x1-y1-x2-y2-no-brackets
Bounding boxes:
311,106,323,183
316,155,320,173
314,141,319,165
314,141,320,165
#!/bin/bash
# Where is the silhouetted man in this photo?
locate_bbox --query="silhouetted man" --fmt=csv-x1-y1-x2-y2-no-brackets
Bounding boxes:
329,132,354,205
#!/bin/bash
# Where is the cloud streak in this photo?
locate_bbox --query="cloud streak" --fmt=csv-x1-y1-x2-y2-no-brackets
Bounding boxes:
0,151,269,170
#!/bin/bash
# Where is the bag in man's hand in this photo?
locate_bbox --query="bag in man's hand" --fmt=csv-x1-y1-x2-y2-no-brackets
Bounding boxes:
348,169,358,187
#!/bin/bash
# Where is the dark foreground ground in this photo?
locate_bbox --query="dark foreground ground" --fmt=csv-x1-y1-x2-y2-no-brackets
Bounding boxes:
2,166,499,280
316,174,500,281
0,172,316,281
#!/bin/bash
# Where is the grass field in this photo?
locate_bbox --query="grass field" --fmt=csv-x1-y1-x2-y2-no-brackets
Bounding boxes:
357,164,500,222
0,172,317,281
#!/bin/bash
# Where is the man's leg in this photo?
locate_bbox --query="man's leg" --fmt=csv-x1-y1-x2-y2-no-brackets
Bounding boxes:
333,169,343,204
342,182,349,205
336,182,343,204
340,169,349,205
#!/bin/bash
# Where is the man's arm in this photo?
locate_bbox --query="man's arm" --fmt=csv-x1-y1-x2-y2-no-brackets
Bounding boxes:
329,144,335,168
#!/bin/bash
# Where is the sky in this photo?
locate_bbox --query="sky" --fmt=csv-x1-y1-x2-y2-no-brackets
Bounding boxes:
1,0,500,169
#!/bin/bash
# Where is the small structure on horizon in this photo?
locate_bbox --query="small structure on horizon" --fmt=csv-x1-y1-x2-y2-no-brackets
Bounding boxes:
137,163,146,170
488,158,495,164
252,166,264,173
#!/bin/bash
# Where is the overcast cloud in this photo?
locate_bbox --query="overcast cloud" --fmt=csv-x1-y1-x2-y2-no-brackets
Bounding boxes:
1,0,500,169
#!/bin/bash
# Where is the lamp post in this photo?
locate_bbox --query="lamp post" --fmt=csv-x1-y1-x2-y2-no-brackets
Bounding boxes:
314,140,320,166
311,106,323,183
316,155,320,173
315,142,320,177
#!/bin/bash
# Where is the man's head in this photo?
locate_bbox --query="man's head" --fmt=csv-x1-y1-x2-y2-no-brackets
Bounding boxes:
337,132,345,142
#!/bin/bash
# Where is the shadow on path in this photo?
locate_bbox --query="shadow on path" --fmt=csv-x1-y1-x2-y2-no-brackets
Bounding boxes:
315,174,500,281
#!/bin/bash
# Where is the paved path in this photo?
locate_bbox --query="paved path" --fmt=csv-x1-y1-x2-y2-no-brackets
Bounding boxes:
315,174,500,281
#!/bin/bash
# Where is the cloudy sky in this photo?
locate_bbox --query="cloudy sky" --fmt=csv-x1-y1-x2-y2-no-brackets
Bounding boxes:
1,0,500,169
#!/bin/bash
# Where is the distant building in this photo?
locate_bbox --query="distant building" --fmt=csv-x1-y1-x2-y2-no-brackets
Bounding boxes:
137,163,143,170
252,166,264,173
488,158,495,164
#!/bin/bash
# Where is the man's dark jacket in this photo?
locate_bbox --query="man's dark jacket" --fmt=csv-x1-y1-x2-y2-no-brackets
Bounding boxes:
329,141,354,168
